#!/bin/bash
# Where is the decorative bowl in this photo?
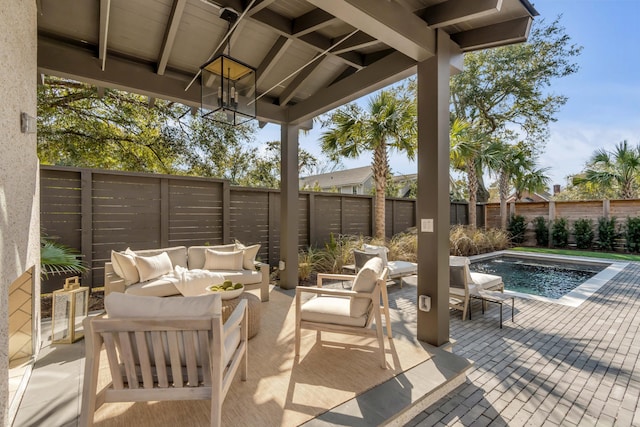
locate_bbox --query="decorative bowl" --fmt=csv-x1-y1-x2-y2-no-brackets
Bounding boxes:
206,283,244,300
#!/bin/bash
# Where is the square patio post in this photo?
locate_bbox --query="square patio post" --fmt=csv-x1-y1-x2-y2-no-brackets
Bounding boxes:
416,29,451,346
280,123,300,289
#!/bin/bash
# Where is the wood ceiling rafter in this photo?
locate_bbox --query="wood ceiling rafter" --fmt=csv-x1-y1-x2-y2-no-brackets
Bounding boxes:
305,0,436,62
278,54,326,106
419,0,503,28
292,9,339,37
98,0,111,71
452,16,532,51
157,0,188,76
212,1,365,69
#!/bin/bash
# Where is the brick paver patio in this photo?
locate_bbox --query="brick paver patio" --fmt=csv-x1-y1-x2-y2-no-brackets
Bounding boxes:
395,261,640,427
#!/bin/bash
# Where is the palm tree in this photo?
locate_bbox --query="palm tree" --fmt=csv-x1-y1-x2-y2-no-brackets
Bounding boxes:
320,90,416,238
572,141,640,199
449,119,488,230
487,141,550,229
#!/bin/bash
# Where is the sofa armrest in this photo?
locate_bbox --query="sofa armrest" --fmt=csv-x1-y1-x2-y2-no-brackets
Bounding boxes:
104,262,126,295
257,262,270,302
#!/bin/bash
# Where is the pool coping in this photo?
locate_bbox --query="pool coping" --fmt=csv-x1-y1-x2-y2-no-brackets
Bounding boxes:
467,250,629,307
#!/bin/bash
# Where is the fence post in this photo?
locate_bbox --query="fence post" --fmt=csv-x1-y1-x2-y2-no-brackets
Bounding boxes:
268,191,278,267
222,181,230,244
160,178,169,247
548,201,555,248
80,170,93,289
603,199,610,219
308,193,316,247
340,196,346,235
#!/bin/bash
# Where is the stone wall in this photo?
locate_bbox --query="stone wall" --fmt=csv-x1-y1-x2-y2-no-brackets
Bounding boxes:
0,2,40,425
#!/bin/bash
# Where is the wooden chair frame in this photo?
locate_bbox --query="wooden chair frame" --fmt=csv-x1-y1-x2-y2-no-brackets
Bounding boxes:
80,301,247,427
294,268,389,369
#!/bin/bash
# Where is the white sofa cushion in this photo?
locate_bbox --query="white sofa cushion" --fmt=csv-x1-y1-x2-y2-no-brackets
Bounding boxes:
125,274,181,297
132,246,188,269
188,244,236,270
235,242,260,270
135,252,173,282
300,296,367,327
205,249,244,271
111,248,139,284
213,269,262,285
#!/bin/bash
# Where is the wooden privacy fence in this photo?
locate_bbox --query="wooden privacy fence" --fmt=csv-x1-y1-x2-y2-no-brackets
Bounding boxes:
485,199,640,246
40,166,482,292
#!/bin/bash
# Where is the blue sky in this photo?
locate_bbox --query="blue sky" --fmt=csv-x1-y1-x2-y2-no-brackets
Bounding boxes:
255,0,640,189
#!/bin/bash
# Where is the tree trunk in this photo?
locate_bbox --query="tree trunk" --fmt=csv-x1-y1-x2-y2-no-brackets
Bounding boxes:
372,143,388,239
467,156,478,230
499,171,509,229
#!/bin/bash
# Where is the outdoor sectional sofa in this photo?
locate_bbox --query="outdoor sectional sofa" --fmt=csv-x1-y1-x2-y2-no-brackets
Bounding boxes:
104,244,270,301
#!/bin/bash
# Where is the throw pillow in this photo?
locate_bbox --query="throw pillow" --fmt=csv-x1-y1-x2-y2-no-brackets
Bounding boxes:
235,241,260,270
362,244,389,266
111,248,140,284
204,249,244,271
135,251,173,282
350,257,384,317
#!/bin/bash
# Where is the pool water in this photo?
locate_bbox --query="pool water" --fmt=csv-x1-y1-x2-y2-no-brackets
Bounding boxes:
470,256,607,299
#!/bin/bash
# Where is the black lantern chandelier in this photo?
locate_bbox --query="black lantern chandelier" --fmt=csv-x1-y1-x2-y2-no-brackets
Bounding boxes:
200,7,256,125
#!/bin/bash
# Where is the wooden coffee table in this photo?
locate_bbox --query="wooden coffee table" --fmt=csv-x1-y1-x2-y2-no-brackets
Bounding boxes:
221,292,261,339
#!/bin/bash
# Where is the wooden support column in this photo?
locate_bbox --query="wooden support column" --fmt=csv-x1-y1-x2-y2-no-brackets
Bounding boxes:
280,123,300,289
80,170,93,288
416,29,451,346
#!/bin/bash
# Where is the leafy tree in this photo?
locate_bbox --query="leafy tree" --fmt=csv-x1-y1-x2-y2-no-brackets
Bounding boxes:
572,141,640,199
239,141,318,189
320,89,416,238
37,76,258,180
449,16,581,203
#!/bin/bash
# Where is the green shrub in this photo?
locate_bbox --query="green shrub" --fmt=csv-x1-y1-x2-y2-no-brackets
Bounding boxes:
507,214,527,245
551,218,569,248
626,217,640,253
573,218,594,250
533,216,549,247
597,216,618,251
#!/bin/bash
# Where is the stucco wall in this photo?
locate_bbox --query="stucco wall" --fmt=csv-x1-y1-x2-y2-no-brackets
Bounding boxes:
0,2,40,425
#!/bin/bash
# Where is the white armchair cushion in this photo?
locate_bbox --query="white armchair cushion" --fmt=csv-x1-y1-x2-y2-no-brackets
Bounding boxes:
135,251,173,282
351,257,384,317
362,244,389,266
204,249,244,271
470,272,503,292
300,296,368,327
111,248,140,284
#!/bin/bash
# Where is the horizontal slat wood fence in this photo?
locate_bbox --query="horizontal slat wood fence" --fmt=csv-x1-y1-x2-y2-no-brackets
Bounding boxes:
485,200,640,246
42,166,480,292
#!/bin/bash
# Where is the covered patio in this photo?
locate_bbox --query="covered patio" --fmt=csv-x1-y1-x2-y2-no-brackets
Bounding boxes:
2,0,538,425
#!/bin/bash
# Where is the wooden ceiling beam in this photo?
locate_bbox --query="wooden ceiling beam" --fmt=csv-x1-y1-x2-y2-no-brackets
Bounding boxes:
98,0,111,71
292,9,339,37
306,0,435,61
420,0,502,29
250,8,364,69
278,55,326,106
255,36,293,92
287,51,415,124
157,0,187,75
329,31,378,54
452,16,532,51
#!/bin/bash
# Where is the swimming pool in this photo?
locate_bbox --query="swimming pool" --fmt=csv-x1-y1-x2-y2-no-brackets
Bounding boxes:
468,251,627,306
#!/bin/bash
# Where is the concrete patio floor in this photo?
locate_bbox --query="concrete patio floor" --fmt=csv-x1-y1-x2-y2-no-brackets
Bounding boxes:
12,259,640,426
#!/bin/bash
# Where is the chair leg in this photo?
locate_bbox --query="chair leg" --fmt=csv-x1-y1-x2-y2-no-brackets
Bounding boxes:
380,282,392,338
80,319,102,427
373,306,386,369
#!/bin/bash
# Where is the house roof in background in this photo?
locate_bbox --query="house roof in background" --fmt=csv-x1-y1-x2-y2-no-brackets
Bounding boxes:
300,166,372,188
